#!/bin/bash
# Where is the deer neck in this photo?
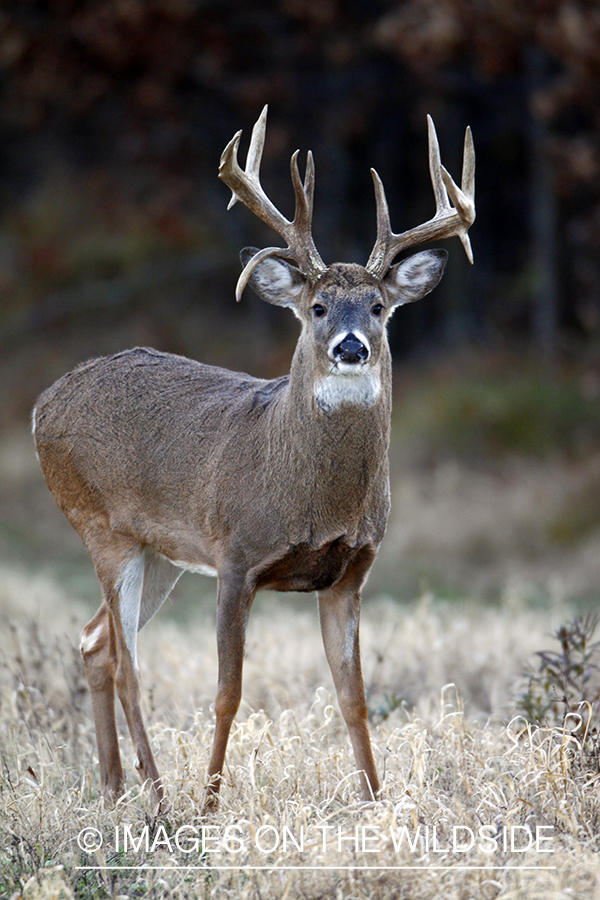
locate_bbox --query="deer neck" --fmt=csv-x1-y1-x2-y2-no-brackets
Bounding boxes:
276,336,392,480
258,340,391,546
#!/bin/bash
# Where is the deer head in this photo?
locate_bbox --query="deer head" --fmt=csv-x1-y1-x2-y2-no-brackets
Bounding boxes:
219,106,475,411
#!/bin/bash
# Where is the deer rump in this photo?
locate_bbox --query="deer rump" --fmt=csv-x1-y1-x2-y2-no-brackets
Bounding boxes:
34,346,389,595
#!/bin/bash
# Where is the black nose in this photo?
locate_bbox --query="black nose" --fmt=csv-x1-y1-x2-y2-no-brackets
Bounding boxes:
333,333,369,364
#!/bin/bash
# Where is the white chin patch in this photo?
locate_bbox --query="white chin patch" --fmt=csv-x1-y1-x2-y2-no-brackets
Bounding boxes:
314,369,381,412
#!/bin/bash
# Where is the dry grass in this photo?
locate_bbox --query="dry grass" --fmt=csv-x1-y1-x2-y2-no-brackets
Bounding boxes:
1,567,600,898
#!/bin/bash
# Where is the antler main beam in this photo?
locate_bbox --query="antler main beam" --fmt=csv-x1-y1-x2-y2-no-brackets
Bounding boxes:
366,116,476,278
219,105,327,300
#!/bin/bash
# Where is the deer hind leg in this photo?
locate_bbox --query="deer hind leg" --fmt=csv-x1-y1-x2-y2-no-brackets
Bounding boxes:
317,547,380,801
80,603,123,801
107,549,168,808
203,571,254,812
83,541,180,808
111,549,183,807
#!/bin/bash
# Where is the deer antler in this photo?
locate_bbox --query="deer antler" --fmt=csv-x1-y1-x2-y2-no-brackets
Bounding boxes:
219,105,327,300
366,116,475,278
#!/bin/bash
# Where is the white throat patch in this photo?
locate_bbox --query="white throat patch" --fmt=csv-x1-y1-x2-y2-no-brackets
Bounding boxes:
314,369,381,412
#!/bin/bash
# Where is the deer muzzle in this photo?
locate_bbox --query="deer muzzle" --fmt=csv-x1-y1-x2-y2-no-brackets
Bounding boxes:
331,332,370,366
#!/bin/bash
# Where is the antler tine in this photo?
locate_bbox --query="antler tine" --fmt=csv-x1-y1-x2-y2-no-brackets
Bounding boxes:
427,114,451,213
290,149,314,229
304,150,316,214
220,106,289,235
440,124,476,262
245,104,268,186
365,168,392,279
366,116,476,277
220,105,327,299
290,149,326,275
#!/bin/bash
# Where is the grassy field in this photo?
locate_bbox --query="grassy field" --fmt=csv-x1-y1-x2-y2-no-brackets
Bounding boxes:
1,564,600,899
2,359,600,898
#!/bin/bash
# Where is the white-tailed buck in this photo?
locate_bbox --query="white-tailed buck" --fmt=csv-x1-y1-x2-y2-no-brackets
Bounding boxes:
33,107,474,809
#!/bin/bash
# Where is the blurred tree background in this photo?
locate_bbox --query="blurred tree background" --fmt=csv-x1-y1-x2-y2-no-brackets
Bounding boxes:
1,0,599,426
1,0,600,603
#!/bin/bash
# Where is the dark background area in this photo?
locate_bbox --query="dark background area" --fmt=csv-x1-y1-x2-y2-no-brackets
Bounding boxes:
1,0,600,603
1,0,599,423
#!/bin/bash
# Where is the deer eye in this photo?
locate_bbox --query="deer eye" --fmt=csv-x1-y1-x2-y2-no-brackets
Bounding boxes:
312,304,327,318
371,304,384,317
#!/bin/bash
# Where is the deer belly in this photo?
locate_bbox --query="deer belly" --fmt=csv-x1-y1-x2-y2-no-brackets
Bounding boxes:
255,538,357,592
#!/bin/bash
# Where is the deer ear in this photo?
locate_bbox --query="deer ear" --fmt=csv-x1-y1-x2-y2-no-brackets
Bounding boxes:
240,248,306,309
382,249,448,308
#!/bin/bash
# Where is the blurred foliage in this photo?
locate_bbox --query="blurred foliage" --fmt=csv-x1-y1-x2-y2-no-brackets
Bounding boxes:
0,1,599,425
546,477,600,547
392,358,600,461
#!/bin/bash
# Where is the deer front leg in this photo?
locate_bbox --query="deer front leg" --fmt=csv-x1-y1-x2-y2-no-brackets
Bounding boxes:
317,548,380,801
203,572,253,813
